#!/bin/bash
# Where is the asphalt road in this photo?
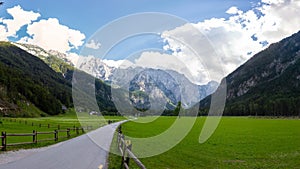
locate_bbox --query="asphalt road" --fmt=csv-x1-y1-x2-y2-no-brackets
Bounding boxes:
0,121,126,169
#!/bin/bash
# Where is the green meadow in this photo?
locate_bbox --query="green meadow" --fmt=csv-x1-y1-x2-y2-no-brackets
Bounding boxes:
108,117,300,169
0,110,124,151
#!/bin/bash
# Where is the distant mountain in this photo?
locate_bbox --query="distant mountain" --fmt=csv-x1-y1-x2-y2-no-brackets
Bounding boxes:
74,56,115,82
0,42,117,117
113,67,218,112
200,30,300,116
16,43,219,112
14,43,116,83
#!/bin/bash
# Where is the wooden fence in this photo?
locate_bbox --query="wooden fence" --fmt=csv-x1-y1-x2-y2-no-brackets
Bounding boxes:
117,127,146,169
0,126,91,151
0,118,94,130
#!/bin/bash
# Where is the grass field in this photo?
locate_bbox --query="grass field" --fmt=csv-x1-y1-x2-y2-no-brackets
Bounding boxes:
108,117,300,169
0,110,124,151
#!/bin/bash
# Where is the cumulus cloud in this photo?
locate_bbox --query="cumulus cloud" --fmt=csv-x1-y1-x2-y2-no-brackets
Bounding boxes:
161,0,300,83
85,40,101,49
161,24,221,85
102,59,132,68
0,5,85,53
19,18,85,53
262,0,285,5
0,25,7,40
133,51,209,84
226,6,242,15
0,5,40,40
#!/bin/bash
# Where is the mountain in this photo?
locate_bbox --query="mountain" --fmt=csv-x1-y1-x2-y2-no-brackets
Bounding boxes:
73,56,115,82
200,30,300,116
0,42,118,117
112,67,218,113
12,43,119,113
15,43,219,112
14,43,117,83
0,41,73,116
13,43,75,77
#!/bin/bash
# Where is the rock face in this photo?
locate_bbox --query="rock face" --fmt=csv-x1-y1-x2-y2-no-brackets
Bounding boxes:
201,30,300,116
128,69,181,110
226,31,300,100
126,68,218,111
73,56,115,82
16,43,219,111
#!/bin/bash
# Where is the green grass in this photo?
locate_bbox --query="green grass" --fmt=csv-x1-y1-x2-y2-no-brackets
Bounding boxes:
0,110,125,151
108,117,300,169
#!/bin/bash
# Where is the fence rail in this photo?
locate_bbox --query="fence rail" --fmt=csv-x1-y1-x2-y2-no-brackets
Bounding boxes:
0,118,96,130
117,127,146,169
0,126,92,151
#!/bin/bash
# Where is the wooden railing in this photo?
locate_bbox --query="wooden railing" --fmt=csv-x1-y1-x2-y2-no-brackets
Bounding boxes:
117,127,146,169
0,118,94,130
0,126,91,151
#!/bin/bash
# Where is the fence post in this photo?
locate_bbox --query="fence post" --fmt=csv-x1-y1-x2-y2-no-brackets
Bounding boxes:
48,124,50,128
76,127,79,135
1,132,6,151
117,133,121,145
125,141,132,168
81,127,84,133
118,126,122,133
33,130,37,143
67,128,70,138
58,125,60,130
54,130,58,141
39,124,41,128
120,135,126,168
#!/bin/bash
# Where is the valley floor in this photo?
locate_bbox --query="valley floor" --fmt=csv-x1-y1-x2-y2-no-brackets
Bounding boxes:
108,116,300,169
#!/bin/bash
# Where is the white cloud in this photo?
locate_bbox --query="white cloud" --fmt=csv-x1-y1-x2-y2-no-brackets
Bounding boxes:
0,5,85,54
0,5,40,40
0,25,7,40
65,52,81,66
226,6,242,15
161,0,300,83
19,18,85,53
102,59,133,68
129,51,208,84
262,0,285,5
102,51,208,84
161,24,220,85
85,40,101,49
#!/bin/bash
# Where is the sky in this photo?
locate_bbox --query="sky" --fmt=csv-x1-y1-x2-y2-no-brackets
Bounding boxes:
1,0,300,84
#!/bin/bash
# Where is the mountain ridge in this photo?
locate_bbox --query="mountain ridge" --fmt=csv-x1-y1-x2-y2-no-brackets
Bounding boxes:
15,42,219,112
200,30,300,116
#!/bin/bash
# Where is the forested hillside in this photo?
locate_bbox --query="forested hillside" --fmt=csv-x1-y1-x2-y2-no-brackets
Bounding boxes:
0,42,117,117
0,42,72,116
200,31,300,116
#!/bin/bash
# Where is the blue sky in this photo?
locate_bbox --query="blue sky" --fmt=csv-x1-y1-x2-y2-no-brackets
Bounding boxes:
1,0,300,83
1,0,259,42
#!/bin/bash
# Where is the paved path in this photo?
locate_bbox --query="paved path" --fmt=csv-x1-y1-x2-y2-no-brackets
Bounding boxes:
0,121,126,169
